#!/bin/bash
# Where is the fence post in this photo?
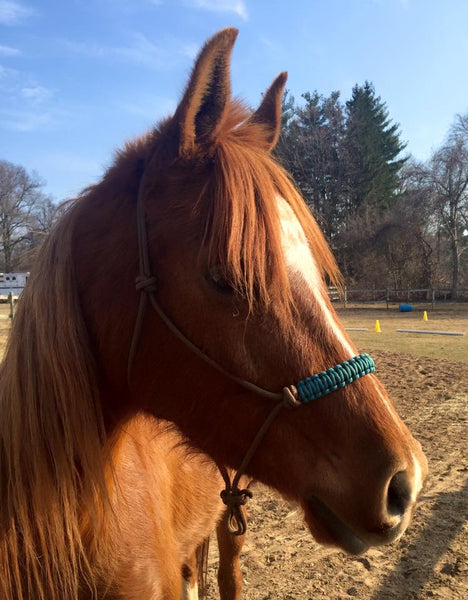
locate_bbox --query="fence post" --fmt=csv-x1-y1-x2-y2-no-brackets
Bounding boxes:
431,288,435,309
344,285,348,308
8,292,14,320
386,289,390,310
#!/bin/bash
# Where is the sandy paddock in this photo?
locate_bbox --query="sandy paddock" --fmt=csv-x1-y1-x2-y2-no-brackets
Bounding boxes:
205,350,467,599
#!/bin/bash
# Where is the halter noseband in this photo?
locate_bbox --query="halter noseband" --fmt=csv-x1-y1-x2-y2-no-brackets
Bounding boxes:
128,173,375,535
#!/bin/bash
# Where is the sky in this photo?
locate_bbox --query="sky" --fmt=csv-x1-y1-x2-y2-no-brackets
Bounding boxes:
1,0,468,202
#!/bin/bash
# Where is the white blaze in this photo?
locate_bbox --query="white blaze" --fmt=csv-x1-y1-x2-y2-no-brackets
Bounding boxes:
276,197,355,359
277,197,427,498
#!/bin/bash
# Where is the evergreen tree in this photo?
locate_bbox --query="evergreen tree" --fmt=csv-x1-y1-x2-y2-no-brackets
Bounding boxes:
275,90,346,240
343,82,407,216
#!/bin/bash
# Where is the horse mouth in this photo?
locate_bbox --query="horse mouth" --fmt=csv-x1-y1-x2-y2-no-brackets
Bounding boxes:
305,495,369,555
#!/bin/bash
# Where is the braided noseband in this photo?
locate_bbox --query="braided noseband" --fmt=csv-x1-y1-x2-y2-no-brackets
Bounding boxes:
128,172,375,535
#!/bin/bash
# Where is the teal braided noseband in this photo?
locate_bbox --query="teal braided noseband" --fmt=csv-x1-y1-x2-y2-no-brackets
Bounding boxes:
296,353,375,403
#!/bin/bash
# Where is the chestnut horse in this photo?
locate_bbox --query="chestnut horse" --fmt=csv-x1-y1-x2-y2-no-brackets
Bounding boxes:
0,28,427,600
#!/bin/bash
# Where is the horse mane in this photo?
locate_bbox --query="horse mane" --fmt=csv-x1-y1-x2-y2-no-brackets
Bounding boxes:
0,204,112,599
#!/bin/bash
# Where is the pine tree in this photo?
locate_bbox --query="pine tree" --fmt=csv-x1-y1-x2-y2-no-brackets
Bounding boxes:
343,82,407,216
275,90,346,240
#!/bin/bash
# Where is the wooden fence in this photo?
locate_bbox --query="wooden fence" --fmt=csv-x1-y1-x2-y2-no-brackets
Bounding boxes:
328,287,468,309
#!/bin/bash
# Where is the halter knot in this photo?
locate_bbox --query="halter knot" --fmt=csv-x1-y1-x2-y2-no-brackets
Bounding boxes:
135,275,158,293
282,385,300,407
220,487,253,507
220,487,254,536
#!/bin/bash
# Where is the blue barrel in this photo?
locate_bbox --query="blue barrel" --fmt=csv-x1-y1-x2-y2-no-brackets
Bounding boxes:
399,304,413,312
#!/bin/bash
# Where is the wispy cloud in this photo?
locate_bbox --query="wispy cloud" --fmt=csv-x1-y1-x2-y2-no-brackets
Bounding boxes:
258,35,280,52
120,93,176,121
114,33,168,68
0,64,18,79
0,107,56,132
65,33,169,69
0,0,36,26
64,32,198,70
0,44,20,56
0,67,57,131
181,42,199,60
183,0,248,21
21,84,54,103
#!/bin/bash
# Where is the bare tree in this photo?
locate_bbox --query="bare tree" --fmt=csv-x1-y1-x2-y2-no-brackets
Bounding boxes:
451,112,468,139
425,133,468,298
0,160,54,271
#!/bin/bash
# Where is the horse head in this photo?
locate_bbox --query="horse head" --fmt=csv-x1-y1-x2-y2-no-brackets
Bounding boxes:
74,28,427,555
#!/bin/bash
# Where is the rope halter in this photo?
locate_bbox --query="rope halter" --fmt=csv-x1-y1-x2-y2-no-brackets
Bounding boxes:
128,172,376,535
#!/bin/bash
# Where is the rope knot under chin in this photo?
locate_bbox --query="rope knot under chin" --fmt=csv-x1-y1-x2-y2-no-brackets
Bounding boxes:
135,275,158,293
220,487,253,536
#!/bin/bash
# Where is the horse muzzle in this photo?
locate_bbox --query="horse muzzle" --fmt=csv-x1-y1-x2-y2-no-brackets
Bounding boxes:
305,466,423,554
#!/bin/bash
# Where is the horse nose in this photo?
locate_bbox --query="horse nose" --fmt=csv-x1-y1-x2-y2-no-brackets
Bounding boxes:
386,470,412,517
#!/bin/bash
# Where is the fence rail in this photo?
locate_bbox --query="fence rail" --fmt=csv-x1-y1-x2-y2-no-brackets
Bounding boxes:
328,287,468,308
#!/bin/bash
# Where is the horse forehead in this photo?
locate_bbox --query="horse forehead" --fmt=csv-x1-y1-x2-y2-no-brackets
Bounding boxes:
276,196,321,284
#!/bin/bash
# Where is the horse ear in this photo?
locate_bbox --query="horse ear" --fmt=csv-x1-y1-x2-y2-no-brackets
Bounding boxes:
174,28,238,157
249,72,288,151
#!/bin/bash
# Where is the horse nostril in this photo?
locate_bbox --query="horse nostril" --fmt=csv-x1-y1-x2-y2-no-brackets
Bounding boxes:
387,471,412,517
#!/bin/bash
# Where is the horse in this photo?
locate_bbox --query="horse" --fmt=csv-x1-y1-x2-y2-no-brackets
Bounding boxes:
0,28,427,599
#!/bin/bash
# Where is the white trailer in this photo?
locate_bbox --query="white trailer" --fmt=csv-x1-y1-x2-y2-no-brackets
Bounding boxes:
0,272,29,302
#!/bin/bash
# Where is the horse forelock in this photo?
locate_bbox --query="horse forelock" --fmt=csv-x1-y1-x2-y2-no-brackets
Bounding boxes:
183,99,342,326
0,206,115,599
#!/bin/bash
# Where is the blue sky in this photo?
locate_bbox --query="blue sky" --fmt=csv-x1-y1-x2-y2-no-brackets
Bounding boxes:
1,0,468,201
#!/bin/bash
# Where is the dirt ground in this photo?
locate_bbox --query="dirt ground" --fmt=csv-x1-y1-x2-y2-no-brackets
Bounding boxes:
204,350,468,599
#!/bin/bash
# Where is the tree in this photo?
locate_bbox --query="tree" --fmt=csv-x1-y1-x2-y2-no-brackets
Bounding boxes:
396,160,436,288
0,160,54,271
275,90,346,240
424,125,468,298
343,82,407,216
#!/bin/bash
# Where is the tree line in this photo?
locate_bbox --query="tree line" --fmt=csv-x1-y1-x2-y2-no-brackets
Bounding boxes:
1,83,467,297
275,83,468,298
0,160,59,273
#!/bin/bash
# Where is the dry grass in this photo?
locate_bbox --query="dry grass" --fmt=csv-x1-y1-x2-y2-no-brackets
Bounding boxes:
337,303,468,363
1,302,467,363
0,303,12,359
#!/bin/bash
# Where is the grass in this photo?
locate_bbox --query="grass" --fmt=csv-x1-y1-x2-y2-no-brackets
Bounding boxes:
0,303,12,359
336,303,468,363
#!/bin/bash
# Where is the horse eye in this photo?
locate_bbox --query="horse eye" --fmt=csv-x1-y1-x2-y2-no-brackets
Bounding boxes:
205,268,234,294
